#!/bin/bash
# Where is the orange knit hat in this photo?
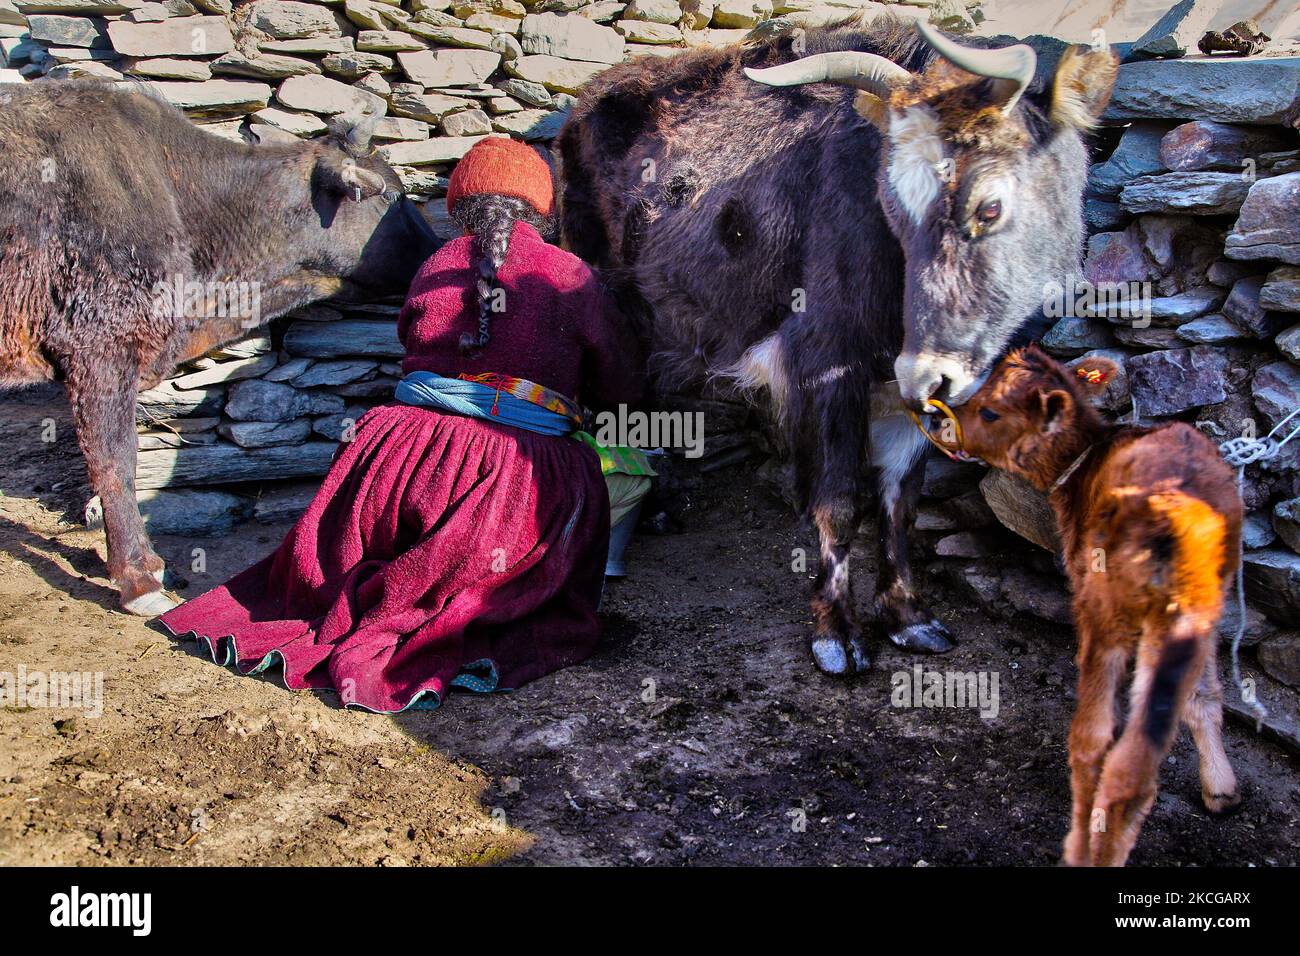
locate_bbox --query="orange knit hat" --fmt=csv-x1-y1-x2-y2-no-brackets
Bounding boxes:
446,137,554,218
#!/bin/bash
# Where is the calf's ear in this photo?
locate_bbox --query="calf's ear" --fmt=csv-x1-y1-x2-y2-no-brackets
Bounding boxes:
1049,45,1118,130
316,153,387,202
1070,357,1120,397
1039,388,1071,433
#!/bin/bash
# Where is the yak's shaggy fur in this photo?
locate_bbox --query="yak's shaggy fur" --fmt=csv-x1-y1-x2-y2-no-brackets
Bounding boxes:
556,15,1117,672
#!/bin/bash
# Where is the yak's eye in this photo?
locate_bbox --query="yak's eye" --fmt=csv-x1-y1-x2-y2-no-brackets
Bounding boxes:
976,200,1002,224
979,407,1000,423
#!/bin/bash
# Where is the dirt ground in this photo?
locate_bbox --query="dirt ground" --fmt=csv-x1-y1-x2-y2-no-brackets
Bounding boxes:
1,383,1297,866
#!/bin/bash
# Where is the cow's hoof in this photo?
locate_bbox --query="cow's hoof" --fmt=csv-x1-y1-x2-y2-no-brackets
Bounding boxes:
121,589,179,618
888,620,955,654
811,636,851,675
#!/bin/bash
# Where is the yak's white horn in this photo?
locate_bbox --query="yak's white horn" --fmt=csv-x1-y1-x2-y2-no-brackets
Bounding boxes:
916,20,1036,114
744,52,910,99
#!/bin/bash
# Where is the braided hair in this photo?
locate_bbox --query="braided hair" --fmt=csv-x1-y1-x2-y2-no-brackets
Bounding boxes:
450,193,548,357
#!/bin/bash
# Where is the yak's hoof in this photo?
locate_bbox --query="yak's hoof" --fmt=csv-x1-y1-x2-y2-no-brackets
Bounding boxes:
888,620,956,654
811,636,851,675
847,633,871,672
811,634,870,674
122,589,179,618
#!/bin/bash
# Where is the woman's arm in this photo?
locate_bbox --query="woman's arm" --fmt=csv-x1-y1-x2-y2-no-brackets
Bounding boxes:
396,242,466,352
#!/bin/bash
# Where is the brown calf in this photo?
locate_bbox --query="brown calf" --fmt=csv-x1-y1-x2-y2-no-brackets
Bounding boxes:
938,345,1241,866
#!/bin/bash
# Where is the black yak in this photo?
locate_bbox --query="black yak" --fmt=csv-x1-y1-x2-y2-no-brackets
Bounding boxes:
556,17,1118,674
0,80,437,615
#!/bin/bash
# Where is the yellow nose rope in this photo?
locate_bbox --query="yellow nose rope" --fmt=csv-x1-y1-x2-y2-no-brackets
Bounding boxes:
908,398,963,461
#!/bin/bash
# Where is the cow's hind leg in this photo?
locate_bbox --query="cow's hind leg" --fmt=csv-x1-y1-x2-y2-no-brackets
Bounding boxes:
869,413,954,653
64,355,175,616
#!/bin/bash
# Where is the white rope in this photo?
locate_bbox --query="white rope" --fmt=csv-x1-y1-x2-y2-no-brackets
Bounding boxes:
1215,407,1300,730
1219,404,1300,469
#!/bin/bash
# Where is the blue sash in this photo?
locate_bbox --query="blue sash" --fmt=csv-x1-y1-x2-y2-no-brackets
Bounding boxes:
394,371,575,437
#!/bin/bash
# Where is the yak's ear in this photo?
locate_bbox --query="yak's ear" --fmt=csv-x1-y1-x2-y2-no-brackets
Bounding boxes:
1070,357,1120,397
245,124,296,146
1050,45,1119,130
853,91,889,129
328,110,379,156
1039,388,1072,433
316,152,387,201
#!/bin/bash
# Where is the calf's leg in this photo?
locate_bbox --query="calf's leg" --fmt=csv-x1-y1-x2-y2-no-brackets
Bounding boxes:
1062,634,1127,866
1089,635,1208,866
869,412,953,653
1181,653,1241,814
64,357,176,616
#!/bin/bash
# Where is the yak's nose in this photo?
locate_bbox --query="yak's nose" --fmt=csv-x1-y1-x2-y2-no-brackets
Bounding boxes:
895,351,970,413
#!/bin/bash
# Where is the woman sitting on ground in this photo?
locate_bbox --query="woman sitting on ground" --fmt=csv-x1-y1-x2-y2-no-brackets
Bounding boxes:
159,138,644,713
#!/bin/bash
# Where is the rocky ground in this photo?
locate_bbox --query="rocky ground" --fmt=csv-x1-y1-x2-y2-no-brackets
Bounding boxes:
2,383,1298,866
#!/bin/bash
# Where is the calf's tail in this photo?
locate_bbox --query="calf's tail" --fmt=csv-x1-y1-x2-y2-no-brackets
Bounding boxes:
1141,490,1229,746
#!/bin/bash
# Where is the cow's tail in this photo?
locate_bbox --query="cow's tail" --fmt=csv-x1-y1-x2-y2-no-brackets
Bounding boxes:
712,333,791,426
0,232,58,384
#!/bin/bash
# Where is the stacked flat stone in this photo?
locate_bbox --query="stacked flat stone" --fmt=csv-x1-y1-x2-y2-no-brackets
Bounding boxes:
0,0,966,123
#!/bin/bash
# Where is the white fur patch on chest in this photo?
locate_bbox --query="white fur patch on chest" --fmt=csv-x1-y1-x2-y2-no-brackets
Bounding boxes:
718,332,789,419
887,105,945,225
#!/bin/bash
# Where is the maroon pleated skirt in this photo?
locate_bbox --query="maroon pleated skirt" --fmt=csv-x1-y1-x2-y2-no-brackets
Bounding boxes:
158,404,610,713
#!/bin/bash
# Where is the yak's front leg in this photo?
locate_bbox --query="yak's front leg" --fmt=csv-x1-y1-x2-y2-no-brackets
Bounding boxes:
806,382,871,675
868,411,954,653
65,355,176,616
809,492,869,675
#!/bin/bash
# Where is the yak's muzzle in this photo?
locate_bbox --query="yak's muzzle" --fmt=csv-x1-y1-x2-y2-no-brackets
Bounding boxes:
893,350,981,412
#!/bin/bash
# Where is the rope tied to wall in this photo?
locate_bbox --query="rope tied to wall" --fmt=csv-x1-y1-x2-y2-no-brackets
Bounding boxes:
1214,406,1300,730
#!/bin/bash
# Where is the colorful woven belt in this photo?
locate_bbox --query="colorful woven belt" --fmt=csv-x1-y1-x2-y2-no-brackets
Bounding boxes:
457,371,584,428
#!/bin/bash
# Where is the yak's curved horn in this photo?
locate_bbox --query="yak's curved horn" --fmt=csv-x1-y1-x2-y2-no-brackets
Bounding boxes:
916,20,1036,114
743,52,910,99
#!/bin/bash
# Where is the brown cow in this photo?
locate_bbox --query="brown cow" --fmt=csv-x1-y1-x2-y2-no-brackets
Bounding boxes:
937,346,1241,866
0,80,437,615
